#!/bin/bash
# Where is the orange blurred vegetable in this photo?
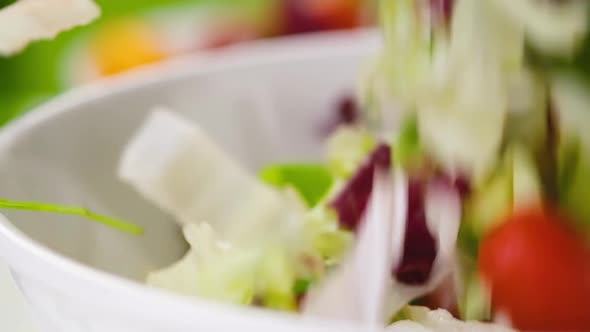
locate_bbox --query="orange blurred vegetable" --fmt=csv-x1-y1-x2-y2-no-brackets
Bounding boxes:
91,19,166,76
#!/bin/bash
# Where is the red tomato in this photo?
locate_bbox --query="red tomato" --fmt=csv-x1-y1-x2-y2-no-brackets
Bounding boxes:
479,205,590,331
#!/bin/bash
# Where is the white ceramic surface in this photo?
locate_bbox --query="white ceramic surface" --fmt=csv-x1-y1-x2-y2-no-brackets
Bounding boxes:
0,30,382,332
0,261,36,331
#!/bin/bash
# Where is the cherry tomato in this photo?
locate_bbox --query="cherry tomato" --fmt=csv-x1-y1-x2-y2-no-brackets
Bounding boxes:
479,205,590,331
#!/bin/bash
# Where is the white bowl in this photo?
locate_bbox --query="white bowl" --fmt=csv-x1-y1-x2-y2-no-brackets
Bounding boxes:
0,30,382,332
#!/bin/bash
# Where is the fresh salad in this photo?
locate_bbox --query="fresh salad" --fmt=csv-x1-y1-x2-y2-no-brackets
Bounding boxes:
3,0,590,331
117,0,590,330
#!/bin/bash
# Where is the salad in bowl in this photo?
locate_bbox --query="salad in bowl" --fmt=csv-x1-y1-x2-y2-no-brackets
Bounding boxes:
116,0,590,330
2,0,590,331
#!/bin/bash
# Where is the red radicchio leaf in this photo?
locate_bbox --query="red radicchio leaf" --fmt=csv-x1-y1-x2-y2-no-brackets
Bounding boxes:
394,178,437,285
330,143,391,231
331,140,467,286
394,172,468,285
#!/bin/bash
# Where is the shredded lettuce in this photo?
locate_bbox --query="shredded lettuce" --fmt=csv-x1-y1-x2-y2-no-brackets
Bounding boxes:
418,0,518,178
375,0,531,178
491,0,589,58
393,113,423,169
463,144,542,238
302,204,353,265
256,247,298,310
148,223,301,309
148,223,258,304
378,0,433,108
552,74,590,233
259,164,333,208
503,69,548,151
457,255,492,322
325,126,376,179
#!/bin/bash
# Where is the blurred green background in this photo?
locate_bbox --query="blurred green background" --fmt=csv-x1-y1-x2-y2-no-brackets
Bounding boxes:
0,0,271,124
0,0,371,125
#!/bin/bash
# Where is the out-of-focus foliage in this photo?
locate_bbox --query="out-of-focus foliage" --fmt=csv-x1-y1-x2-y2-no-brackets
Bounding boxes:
0,0,369,125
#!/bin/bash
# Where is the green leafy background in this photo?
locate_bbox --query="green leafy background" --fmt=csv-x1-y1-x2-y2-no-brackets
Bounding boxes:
0,0,269,125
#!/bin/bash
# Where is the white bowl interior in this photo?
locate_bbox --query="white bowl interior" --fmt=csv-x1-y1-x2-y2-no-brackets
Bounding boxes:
0,42,372,283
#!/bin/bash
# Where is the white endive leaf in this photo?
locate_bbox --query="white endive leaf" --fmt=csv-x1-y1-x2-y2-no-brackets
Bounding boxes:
417,0,514,179
147,223,260,304
425,182,462,262
0,0,100,56
384,179,462,316
491,0,588,57
303,169,463,325
302,170,402,326
119,108,292,246
418,104,506,180
146,224,219,297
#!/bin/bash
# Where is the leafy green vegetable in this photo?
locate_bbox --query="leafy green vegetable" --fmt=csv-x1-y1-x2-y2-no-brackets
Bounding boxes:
325,126,376,179
457,221,480,258
458,256,491,321
390,306,413,323
394,113,422,168
311,229,353,264
491,0,589,58
463,167,512,238
557,141,590,233
526,6,590,79
259,164,333,207
463,144,541,238
147,223,261,305
552,74,590,234
0,198,143,235
511,145,543,207
293,278,312,295
303,205,353,265
257,248,297,311
378,0,432,107
558,138,581,199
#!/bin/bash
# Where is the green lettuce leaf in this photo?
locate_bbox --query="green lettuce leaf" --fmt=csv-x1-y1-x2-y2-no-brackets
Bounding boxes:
325,126,376,179
259,164,333,208
552,74,590,233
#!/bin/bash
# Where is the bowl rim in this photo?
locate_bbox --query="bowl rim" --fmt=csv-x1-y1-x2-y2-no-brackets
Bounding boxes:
0,30,380,331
